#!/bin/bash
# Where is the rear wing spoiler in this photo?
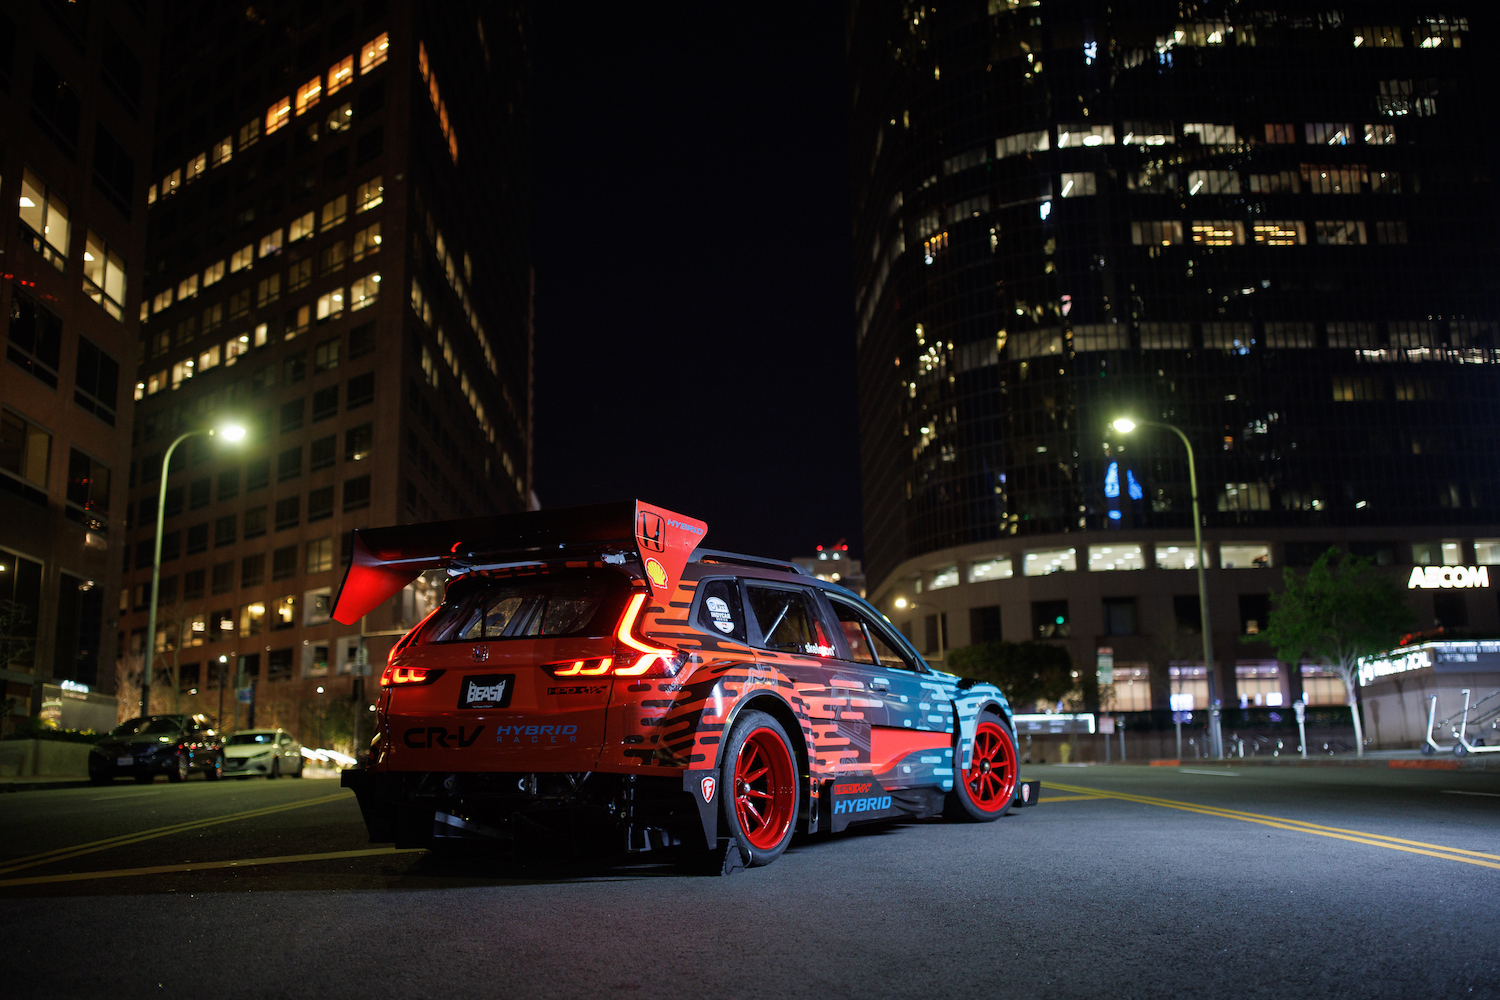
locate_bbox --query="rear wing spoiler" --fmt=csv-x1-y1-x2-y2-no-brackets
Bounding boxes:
330,500,708,625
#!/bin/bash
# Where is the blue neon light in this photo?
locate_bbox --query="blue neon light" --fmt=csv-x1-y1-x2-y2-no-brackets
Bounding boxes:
1127,469,1143,501
1104,462,1120,499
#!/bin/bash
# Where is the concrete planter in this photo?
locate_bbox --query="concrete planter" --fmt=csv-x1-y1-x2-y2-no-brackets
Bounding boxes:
0,739,94,777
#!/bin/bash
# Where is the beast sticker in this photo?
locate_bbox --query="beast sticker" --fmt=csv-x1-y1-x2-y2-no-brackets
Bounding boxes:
457,674,514,710
705,596,735,634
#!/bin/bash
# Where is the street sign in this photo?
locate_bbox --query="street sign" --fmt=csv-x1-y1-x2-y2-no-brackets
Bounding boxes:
237,686,254,704
1096,647,1114,686
1099,715,1116,735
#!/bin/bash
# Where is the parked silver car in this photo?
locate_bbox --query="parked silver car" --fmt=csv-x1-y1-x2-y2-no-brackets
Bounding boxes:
223,728,304,778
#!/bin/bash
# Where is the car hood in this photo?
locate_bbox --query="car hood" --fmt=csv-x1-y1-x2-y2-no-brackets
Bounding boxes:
95,735,180,752
224,744,278,759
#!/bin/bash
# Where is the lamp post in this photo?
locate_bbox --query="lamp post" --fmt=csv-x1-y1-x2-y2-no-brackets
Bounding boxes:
140,422,246,719
1111,416,1222,757
893,597,944,662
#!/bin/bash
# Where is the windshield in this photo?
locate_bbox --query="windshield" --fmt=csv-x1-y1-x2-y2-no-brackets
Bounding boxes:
421,571,628,643
227,732,275,745
110,717,184,737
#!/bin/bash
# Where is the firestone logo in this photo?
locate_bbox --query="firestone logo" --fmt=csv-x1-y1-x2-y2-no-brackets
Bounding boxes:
700,776,716,803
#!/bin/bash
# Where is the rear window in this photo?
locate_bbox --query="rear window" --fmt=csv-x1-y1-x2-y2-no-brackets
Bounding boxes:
420,571,628,642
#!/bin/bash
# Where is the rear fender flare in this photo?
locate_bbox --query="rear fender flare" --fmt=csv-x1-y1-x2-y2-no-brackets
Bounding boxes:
715,689,811,829
952,687,1014,773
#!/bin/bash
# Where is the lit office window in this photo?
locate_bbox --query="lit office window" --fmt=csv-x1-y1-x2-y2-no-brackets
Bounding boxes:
289,211,315,243
1122,122,1173,145
1314,221,1367,245
930,565,959,589
1088,545,1144,571
230,244,254,273
326,101,353,133
1263,123,1296,143
259,228,284,257
1305,122,1354,145
321,194,348,231
1023,548,1076,576
1220,543,1271,568
203,259,226,286
1183,122,1236,144
1190,221,1244,246
1059,172,1096,197
1057,123,1113,147
1353,25,1403,47
1187,170,1239,195
1301,165,1363,194
176,273,199,300
211,136,233,167
186,152,206,182
317,289,345,322
0,408,52,488
355,176,384,213
352,221,382,261
1252,221,1305,246
265,96,291,135
82,230,127,320
995,130,1048,158
968,557,1012,582
350,273,380,311
295,75,322,115
18,167,70,271
1364,124,1397,145
360,32,389,73
1154,544,1209,570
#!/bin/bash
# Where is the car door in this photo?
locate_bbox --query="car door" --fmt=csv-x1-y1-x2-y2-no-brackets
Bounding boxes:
742,580,870,768
826,596,953,787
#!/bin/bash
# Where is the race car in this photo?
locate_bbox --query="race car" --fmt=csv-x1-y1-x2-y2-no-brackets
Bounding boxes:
337,501,1035,872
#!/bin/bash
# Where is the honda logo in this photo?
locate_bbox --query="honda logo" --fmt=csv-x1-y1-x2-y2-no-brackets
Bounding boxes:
471,646,489,662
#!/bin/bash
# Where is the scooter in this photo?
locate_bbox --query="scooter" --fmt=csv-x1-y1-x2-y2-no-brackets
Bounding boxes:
1453,688,1500,756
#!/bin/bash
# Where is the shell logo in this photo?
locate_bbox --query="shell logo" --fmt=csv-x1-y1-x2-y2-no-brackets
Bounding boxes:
645,558,669,591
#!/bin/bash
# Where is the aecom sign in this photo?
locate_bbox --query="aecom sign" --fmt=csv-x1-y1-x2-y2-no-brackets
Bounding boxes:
1407,565,1490,589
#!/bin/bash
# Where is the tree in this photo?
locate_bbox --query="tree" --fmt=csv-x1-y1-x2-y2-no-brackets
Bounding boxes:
1252,548,1415,756
948,640,1075,712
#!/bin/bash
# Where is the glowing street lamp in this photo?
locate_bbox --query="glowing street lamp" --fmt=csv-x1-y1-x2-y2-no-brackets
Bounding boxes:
1112,415,1221,757
140,422,248,718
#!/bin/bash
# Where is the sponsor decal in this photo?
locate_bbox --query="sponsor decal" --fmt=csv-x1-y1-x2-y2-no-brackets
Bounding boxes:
471,646,489,662
1021,783,1031,803
495,723,579,744
831,778,892,815
701,776,716,803
667,518,705,536
638,511,665,552
403,726,484,749
645,557,669,590
705,596,736,634
457,674,514,709
546,684,609,696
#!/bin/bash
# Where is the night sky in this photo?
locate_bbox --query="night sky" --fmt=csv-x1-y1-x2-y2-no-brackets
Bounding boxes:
528,5,863,562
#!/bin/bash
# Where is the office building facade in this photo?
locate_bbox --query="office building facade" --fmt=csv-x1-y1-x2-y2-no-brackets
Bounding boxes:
1,1,161,728
118,0,532,737
848,2,1499,720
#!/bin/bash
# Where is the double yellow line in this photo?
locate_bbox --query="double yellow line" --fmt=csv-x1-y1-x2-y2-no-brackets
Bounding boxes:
1043,780,1500,871
0,791,350,877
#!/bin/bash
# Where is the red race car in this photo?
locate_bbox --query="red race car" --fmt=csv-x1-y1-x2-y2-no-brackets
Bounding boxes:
337,501,1034,872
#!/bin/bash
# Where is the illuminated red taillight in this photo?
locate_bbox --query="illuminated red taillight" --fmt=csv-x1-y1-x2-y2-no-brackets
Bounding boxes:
543,657,613,677
613,593,684,677
379,665,445,687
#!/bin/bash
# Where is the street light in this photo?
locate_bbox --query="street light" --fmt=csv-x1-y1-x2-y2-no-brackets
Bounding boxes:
140,421,248,719
893,596,944,662
1111,415,1222,757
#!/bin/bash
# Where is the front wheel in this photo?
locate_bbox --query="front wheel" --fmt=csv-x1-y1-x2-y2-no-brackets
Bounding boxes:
946,713,1018,821
720,710,798,867
269,758,280,779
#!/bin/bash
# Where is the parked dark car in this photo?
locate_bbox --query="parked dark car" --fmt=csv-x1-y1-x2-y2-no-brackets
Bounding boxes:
88,715,225,784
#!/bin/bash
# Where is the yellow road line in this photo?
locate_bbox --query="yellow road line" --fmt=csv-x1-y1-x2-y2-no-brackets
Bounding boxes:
0,791,351,876
1042,780,1500,871
0,847,425,889
1039,794,1104,802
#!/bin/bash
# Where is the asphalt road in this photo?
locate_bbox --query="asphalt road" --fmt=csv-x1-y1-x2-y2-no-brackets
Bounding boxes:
2,764,1499,999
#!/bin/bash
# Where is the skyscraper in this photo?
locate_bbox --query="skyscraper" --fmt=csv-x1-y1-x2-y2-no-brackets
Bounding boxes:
1,1,160,729
849,2,1498,714
120,0,532,736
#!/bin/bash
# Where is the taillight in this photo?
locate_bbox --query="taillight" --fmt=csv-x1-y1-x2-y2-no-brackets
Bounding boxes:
379,665,446,687
543,657,613,677
613,593,684,677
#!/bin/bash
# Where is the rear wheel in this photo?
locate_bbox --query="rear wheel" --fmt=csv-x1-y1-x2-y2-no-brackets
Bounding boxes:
720,710,798,867
946,713,1018,821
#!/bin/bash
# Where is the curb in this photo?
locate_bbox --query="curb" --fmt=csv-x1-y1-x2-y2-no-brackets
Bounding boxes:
0,777,95,793
1140,757,1492,771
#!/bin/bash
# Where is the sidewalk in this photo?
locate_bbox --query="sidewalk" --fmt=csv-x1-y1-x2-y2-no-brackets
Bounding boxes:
1139,748,1498,771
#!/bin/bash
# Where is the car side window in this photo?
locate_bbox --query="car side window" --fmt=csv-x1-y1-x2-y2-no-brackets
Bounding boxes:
696,578,747,642
746,584,836,656
831,599,919,671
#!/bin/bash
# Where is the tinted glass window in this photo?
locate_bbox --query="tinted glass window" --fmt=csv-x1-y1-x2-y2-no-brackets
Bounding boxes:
746,585,834,655
424,572,627,642
831,599,915,670
696,578,746,642
111,717,183,736
228,732,275,745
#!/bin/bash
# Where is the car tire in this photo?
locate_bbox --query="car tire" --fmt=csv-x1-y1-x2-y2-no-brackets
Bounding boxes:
204,754,223,781
269,758,280,779
945,712,1018,822
168,752,190,783
719,709,798,867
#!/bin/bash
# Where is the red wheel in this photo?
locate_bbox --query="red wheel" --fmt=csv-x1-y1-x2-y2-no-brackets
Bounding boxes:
720,710,799,865
946,714,1017,821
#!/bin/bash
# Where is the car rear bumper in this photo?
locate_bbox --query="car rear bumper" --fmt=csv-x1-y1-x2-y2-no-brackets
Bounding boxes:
342,766,711,854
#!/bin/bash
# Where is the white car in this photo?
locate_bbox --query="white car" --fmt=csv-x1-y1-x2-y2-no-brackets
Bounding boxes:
223,728,304,779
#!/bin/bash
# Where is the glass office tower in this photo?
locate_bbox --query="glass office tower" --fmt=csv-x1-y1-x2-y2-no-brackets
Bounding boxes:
119,0,532,734
848,2,1500,719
